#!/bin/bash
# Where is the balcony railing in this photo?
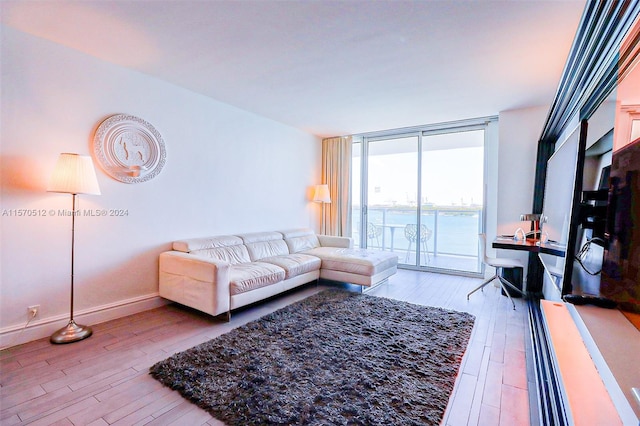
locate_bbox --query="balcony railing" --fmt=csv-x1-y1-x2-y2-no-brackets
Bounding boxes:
353,206,483,272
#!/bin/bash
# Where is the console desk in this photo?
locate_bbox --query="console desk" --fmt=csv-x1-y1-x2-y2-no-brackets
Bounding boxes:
492,237,566,257
491,237,566,297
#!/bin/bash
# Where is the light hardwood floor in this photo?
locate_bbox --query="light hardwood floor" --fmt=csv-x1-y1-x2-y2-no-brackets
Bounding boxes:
0,269,531,425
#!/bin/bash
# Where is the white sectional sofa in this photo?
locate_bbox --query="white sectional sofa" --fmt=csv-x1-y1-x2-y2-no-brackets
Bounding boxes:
159,228,398,319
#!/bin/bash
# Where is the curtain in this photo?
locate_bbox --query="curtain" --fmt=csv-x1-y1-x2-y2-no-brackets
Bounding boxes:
321,136,352,236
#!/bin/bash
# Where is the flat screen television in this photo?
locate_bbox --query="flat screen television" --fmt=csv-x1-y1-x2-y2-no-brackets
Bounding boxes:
601,137,640,314
540,128,581,246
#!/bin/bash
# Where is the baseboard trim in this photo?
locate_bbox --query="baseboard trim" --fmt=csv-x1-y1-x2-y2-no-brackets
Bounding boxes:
0,293,168,350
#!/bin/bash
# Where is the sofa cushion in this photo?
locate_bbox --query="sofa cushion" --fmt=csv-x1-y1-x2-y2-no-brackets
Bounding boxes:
173,235,243,252
191,245,251,265
280,228,320,253
260,254,321,279
238,231,289,261
304,247,398,276
175,235,251,265
229,262,285,295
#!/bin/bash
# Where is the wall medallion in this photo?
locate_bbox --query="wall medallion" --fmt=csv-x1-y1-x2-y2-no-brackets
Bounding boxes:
93,114,166,183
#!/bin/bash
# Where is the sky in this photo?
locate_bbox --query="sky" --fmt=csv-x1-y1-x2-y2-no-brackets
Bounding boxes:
352,129,484,207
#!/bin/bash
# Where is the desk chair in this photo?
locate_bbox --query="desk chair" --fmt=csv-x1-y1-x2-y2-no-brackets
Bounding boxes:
467,234,526,309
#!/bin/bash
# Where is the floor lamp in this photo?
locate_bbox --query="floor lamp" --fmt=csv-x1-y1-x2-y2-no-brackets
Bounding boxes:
313,184,331,234
48,153,101,344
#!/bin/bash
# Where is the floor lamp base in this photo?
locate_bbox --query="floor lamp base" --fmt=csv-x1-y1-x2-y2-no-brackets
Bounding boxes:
50,320,93,344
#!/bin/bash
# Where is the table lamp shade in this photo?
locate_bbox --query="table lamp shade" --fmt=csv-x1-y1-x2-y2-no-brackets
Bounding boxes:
313,184,331,203
48,153,101,195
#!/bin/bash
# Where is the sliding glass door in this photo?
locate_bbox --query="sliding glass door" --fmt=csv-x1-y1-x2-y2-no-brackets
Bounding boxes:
420,130,484,272
352,123,486,275
366,135,419,259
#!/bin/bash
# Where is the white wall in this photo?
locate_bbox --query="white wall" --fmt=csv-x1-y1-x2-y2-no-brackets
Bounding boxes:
495,105,550,286
0,27,321,347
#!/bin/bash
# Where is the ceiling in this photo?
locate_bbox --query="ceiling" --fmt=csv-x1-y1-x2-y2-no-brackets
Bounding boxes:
1,0,586,138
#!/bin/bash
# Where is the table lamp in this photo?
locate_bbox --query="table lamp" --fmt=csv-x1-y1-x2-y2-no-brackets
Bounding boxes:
520,213,541,241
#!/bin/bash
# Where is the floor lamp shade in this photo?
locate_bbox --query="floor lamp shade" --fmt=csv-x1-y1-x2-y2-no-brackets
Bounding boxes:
48,153,101,195
312,184,331,203
313,184,331,234
48,153,100,344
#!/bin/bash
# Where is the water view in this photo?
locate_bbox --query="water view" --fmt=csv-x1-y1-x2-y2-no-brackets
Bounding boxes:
353,206,483,273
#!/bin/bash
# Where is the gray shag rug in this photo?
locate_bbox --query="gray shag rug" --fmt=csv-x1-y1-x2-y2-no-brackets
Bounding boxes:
149,289,475,425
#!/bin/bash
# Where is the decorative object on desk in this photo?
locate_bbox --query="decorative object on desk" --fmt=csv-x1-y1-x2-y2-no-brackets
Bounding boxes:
93,114,166,184
468,234,526,309
513,227,526,241
312,184,331,234
48,153,101,344
539,230,549,244
150,289,475,425
520,213,542,240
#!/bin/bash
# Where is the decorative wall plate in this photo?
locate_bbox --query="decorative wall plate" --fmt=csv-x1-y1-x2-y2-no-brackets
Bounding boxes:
93,114,166,183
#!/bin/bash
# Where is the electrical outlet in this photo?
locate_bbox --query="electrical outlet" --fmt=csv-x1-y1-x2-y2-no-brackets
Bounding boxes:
27,305,39,319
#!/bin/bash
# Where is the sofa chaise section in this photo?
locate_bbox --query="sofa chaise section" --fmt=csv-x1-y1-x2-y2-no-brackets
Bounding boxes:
280,228,398,286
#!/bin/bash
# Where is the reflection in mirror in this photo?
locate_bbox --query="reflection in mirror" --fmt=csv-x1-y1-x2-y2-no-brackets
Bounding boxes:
571,92,615,297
